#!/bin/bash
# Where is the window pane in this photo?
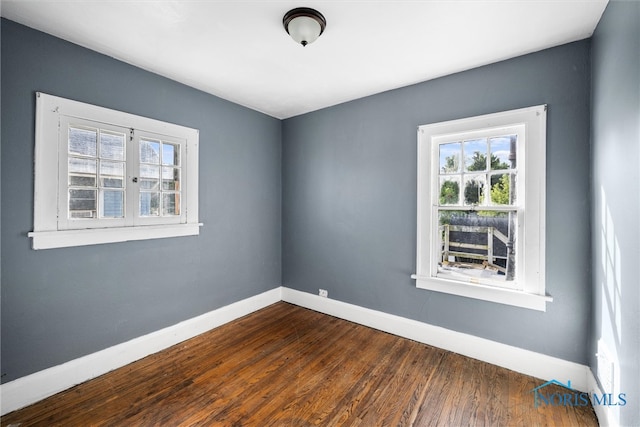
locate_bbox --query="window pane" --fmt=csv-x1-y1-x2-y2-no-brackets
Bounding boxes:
140,139,160,164
464,138,488,172
162,167,180,190
100,131,125,161
439,142,461,173
162,193,180,216
100,161,124,188
490,173,515,205
69,189,97,218
437,210,516,282
68,157,97,187
69,175,97,187
162,143,179,166
439,176,460,205
100,190,124,218
489,136,514,170
140,192,160,216
69,127,97,157
463,175,486,206
139,164,159,190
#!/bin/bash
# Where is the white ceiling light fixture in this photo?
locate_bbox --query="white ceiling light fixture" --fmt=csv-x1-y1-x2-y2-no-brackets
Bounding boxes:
283,7,326,47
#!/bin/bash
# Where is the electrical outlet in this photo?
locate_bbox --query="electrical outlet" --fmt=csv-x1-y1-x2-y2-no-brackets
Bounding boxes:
319,289,328,298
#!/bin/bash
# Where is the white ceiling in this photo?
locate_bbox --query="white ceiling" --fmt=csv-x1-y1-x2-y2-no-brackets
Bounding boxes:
2,0,608,119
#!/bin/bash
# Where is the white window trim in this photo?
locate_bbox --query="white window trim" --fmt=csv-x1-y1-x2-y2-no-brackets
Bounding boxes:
29,92,201,250
412,105,552,311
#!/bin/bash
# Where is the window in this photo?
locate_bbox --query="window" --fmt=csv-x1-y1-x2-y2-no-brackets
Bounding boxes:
29,93,200,249
412,105,551,311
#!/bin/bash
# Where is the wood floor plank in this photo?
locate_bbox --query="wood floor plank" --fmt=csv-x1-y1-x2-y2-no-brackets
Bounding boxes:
251,322,392,425
191,313,354,425
1,302,598,427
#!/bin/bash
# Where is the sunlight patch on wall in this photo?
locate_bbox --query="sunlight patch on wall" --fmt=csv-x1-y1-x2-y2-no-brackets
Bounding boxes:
596,186,623,425
600,186,622,344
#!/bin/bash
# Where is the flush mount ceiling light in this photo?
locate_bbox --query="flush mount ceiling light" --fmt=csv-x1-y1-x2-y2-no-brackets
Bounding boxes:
283,7,326,47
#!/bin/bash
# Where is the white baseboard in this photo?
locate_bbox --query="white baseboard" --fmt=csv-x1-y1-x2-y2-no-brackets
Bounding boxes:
1,286,595,419
0,287,282,416
281,287,592,392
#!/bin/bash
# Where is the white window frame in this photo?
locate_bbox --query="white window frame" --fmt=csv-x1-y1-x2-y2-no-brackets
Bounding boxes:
29,92,201,249
412,105,552,311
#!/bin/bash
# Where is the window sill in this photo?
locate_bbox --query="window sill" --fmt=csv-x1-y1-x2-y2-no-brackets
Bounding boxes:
28,223,203,250
411,274,552,311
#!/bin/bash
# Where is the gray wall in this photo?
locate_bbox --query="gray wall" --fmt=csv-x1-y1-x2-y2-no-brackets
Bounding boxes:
590,1,640,425
283,40,593,364
1,19,282,383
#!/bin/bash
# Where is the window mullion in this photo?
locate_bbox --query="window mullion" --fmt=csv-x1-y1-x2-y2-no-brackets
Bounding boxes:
125,128,137,226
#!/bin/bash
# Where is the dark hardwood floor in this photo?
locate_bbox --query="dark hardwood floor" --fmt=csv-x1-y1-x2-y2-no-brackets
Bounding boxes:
1,302,598,426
